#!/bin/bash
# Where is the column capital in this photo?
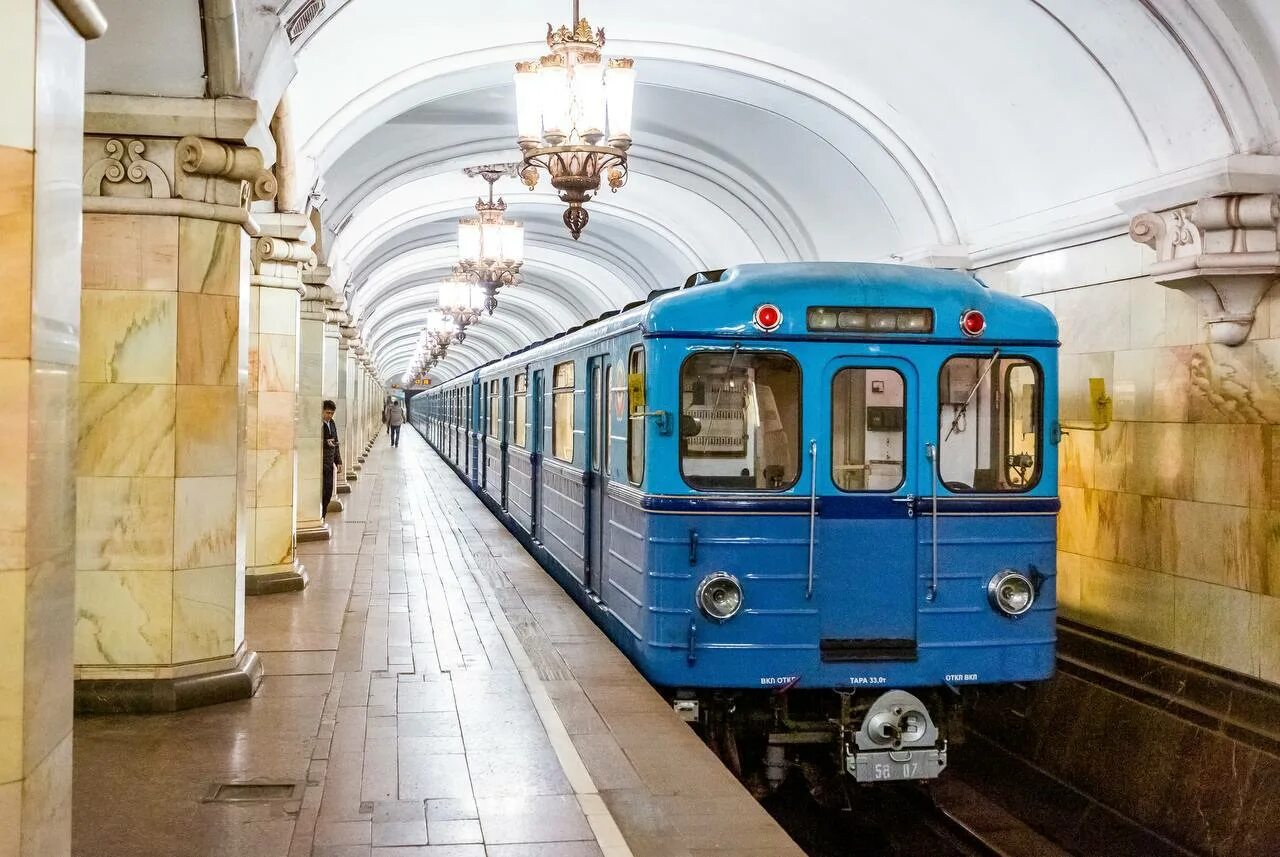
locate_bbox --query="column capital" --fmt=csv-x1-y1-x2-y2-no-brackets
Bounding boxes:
252,212,316,292
1130,194,1280,345
83,129,276,234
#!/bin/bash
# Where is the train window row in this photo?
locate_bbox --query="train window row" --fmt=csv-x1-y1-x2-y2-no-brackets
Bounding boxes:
427,349,1041,494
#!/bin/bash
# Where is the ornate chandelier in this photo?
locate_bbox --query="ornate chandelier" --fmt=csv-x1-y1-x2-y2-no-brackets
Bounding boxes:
514,0,636,239
456,164,524,314
437,277,486,343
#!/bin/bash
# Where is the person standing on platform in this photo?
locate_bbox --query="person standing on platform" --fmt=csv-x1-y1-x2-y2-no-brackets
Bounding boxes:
322,399,342,518
386,399,405,447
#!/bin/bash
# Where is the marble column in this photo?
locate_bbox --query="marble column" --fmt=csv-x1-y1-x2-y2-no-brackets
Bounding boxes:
341,327,360,483
350,343,366,472
76,126,275,711
0,2,103,853
295,278,331,541
322,298,344,513
334,327,351,495
245,213,312,594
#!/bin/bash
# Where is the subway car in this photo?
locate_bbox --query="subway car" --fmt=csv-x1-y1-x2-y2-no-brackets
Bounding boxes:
409,262,1058,790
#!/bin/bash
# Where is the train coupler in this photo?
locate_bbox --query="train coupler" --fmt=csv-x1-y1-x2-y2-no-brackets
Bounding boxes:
845,689,948,783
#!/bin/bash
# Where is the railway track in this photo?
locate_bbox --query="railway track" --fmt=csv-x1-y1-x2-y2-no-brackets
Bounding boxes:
761,771,1072,857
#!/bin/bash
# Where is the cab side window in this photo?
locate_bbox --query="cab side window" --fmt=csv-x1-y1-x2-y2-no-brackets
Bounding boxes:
938,355,1042,492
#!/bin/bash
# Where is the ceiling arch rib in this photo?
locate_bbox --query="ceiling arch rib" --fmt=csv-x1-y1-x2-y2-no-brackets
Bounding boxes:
320,118,817,263
351,243,639,327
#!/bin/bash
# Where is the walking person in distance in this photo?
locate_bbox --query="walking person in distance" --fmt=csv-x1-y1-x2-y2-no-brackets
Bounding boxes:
386,398,406,447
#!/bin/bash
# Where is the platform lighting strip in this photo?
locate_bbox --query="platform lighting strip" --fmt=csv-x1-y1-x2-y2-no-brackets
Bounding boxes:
807,306,935,334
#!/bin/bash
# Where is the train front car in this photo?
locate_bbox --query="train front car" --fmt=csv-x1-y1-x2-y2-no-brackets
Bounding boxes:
629,262,1059,791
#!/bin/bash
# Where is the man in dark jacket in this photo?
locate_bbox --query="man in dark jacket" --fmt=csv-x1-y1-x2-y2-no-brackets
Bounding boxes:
322,399,342,518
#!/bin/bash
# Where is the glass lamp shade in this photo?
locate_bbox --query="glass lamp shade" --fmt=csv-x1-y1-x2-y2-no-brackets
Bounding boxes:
513,65,542,140
573,60,606,141
500,222,524,263
538,62,570,141
438,279,470,311
479,221,503,261
605,61,636,141
458,221,482,263
425,310,450,333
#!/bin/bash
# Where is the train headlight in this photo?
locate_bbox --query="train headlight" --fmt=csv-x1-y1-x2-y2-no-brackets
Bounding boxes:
987,570,1035,617
696,572,743,620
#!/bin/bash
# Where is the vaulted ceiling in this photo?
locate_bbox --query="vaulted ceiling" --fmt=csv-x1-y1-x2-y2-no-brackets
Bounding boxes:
139,1,1280,382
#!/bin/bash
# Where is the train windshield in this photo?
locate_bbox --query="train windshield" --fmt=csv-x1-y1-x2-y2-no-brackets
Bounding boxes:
680,351,801,491
938,355,1043,492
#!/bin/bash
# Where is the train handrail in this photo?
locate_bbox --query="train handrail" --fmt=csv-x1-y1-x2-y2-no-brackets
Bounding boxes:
925,442,939,602
806,439,818,599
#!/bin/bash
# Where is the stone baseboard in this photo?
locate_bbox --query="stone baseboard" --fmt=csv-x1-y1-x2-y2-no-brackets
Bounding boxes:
327,497,344,513
245,563,309,595
336,483,352,494
75,649,263,714
296,521,331,542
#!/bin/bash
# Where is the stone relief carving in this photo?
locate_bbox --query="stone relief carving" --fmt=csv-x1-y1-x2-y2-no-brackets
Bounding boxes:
1130,194,1280,346
83,139,172,199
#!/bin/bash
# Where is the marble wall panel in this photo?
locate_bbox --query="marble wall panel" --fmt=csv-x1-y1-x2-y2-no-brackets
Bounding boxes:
0,569,24,782
1173,577,1259,677
0,361,30,572
0,2,35,151
174,384,238,477
79,291,176,384
81,214,178,291
176,293,237,386
0,147,34,360
78,382,174,476
1192,423,1264,506
256,390,296,450
19,733,71,857
173,475,237,570
254,447,293,507
75,477,174,571
172,565,237,662
22,552,72,775
74,570,173,666
1260,594,1280,685
253,507,295,567
256,332,296,393
258,286,299,336
178,218,241,296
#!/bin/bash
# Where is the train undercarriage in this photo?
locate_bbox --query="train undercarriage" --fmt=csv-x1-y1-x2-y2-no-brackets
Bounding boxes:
671,687,965,803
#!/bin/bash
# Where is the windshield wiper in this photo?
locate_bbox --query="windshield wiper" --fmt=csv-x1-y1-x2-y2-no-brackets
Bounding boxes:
945,348,1000,442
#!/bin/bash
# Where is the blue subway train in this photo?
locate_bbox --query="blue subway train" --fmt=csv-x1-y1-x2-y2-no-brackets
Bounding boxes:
409,262,1058,788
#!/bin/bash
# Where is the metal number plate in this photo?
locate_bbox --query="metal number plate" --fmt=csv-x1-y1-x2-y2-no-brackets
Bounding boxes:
848,747,947,783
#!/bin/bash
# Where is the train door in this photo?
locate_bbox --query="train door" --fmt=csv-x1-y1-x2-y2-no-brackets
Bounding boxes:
585,356,608,594
530,369,545,540
500,376,510,510
480,380,490,489
814,357,919,658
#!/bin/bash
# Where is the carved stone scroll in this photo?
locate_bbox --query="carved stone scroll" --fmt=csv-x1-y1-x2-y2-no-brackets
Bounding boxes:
178,136,278,201
1130,194,1280,346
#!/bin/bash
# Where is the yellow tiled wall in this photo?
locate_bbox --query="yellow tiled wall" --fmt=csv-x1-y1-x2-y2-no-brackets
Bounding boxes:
979,236,1280,684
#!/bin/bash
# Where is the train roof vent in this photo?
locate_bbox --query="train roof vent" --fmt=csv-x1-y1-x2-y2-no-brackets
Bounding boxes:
683,268,727,289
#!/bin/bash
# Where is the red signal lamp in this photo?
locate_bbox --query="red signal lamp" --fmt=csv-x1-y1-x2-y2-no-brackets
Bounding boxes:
753,303,783,332
959,309,986,337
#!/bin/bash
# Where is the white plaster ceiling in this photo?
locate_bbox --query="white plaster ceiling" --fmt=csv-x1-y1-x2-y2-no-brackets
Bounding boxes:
275,0,1280,383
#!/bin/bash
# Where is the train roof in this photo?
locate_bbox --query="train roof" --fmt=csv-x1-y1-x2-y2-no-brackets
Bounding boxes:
428,262,1058,388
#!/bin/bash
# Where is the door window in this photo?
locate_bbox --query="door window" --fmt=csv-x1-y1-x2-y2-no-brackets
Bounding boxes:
938,355,1043,492
487,381,500,439
831,368,906,491
552,361,576,462
627,346,645,485
679,351,801,490
513,373,528,448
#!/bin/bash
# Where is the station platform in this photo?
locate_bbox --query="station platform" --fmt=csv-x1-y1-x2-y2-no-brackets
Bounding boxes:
73,429,805,857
